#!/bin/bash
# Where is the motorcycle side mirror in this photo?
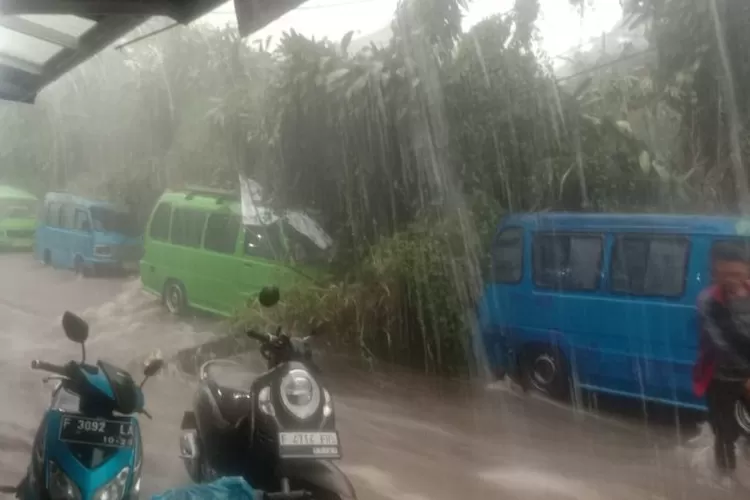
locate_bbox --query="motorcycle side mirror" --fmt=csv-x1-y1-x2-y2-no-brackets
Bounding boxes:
62,311,89,362
144,358,165,378
258,286,280,308
140,354,165,388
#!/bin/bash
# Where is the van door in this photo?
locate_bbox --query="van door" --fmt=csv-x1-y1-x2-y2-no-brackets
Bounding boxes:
58,203,78,269
529,232,606,388
72,207,93,265
200,212,243,315
597,234,694,404
476,226,526,380
43,201,63,266
169,208,210,310
141,202,173,295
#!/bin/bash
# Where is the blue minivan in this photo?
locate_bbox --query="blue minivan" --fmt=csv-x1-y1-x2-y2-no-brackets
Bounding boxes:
34,192,142,275
477,212,750,413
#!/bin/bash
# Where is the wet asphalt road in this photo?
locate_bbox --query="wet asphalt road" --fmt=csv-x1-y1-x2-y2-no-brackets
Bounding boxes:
0,252,748,499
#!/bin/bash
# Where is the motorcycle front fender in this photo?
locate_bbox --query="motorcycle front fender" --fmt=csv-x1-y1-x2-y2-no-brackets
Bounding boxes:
282,460,357,500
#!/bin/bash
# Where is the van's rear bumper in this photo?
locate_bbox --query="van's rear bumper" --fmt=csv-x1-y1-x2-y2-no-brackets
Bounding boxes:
0,236,33,250
86,257,140,274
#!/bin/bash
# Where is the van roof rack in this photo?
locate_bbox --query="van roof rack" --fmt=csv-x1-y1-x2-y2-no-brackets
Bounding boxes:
183,186,239,204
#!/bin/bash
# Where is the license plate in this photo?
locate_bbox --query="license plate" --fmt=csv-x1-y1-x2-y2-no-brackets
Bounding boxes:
278,432,341,459
59,416,135,448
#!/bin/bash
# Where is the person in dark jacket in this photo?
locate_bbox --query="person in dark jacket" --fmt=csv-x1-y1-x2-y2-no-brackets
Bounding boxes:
693,242,750,472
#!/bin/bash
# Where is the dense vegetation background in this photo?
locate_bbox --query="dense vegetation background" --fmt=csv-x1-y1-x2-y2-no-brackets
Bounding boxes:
1,0,747,376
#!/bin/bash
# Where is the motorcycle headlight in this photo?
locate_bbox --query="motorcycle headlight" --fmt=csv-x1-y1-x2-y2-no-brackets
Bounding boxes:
48,461,81,500
279,369,320,420
93,466,130,500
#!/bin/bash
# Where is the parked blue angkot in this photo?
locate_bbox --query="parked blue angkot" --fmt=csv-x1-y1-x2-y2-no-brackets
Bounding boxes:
476,212,750,430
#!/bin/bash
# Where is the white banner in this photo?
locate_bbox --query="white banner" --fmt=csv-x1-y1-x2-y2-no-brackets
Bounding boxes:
238,174,333,250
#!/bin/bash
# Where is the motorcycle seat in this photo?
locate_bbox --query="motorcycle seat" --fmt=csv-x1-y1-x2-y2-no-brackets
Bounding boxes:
201,359,255,393
200,360,254,429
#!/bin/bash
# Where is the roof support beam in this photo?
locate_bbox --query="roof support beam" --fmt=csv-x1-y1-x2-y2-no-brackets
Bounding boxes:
0,16,79,49
0,52,42,75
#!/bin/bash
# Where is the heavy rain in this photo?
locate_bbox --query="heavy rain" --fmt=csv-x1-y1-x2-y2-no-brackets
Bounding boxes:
0,0,750,498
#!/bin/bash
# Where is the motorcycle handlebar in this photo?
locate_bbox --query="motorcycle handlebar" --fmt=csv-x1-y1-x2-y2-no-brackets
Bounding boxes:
246,329,272,343
31,360,67,377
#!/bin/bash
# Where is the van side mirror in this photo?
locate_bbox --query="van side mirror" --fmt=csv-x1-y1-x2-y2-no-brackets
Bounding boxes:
144,358,165,378
140,358,165,388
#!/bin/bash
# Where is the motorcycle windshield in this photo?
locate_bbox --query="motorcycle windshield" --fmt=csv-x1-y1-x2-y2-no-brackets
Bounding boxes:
52,387,81,412
151,476,257,500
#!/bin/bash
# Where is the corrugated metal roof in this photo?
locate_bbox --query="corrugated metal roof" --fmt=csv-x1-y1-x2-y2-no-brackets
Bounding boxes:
0,0,307,104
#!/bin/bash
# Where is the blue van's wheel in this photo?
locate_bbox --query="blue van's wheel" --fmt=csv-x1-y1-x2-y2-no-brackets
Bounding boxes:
74,256,90,277
522,345,570,400
164,280,187,315
43,249,51,266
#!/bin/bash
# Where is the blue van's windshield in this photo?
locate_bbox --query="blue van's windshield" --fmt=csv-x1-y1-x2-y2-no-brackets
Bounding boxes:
90,206,139,237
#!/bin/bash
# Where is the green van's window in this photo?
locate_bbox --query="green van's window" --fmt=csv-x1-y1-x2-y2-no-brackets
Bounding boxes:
0,198,35,218
245,223,285,260
171,209,207,248
204,214,240,255
492,228,523,283
149,203,171,241
533,233,602,291
610,236,688,297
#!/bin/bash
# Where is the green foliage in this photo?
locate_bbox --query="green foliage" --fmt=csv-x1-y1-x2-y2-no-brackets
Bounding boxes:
237,204,496,377
618,0,750,211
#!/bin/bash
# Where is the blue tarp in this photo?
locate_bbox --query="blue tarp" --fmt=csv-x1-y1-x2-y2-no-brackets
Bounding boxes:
151,477,259,500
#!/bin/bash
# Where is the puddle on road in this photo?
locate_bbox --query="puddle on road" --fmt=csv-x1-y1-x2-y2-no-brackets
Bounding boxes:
676,422,750,492
3,277,746,500
342,465,430,500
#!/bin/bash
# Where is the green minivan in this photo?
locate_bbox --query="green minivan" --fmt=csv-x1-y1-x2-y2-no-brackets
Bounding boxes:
0,184,38,250
140,188,332,316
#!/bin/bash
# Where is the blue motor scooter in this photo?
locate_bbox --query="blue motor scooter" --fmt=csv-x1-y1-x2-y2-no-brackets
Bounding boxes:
0,311,163,499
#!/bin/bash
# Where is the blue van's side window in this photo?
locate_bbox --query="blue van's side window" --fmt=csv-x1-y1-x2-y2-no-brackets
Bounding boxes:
74,209,90,231
492,228,523,283
60,203,75,230
533,233,602,291
46,202,61,227
610,236,689,297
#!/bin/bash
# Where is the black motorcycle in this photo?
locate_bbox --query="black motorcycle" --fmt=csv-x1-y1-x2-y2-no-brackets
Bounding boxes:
179,286,356,500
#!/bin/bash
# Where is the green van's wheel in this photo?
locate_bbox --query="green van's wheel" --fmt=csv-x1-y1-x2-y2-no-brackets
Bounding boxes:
164,280,187,315
522,345,570,401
